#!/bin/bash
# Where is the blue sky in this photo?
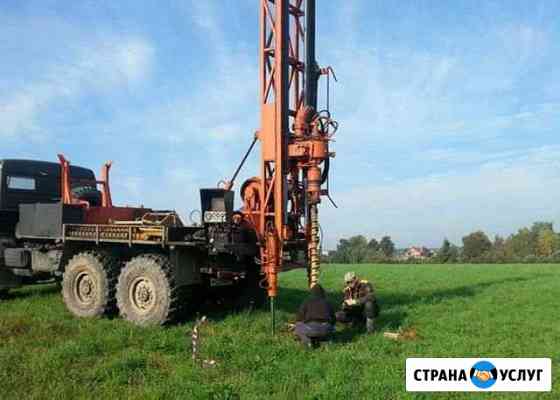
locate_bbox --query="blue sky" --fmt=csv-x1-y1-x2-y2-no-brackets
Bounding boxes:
1,1,560,249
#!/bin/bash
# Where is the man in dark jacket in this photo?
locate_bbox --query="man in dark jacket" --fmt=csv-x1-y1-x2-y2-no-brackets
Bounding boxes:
335,271,380,333
294,284,335,347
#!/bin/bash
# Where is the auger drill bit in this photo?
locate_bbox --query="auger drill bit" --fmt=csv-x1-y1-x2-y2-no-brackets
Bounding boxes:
308,204,321,288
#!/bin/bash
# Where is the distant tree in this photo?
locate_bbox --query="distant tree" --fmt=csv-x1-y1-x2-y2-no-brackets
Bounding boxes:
365,248,389,263
536,228,558,257
347,235,369,263
462,231,492,261
328,220,557,265
488,235,508,263
506,228,533,259
501,222,556,261
448,244,459,263
367,238,379,252
330,235,394,263
365,238,380,261
438,239,451,263
379,236,395,258
551,250,560,263
437,238,458,263
323,250,337,264
531,222,554,236
331,238,351,263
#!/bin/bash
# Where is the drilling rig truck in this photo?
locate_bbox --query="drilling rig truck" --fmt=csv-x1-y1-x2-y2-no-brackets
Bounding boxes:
0,0,338,329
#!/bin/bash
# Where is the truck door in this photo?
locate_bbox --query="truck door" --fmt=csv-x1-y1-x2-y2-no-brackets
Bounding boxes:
2,163,61,210
4,175,45,209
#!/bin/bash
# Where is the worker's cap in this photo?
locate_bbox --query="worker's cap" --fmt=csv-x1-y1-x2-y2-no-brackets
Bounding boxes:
344,271,356,283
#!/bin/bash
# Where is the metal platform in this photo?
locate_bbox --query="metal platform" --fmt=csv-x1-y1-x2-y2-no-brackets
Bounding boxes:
63,223,167,246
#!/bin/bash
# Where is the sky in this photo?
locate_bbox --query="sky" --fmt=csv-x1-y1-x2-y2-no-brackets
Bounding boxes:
1,0,560,250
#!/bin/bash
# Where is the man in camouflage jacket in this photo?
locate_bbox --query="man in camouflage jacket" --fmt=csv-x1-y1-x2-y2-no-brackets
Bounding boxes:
335,271,380,333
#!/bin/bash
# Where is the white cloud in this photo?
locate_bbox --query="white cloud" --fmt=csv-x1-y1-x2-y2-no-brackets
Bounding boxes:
499,24,548,62
321,146,560,249
103,2,258,151
105,38,155,85
321,45,464,148
422,148,523,165
111,166,201,224
311,10,560,249
0,92,41,139
321,5,555,149
0,36,154,139
209,122,244,141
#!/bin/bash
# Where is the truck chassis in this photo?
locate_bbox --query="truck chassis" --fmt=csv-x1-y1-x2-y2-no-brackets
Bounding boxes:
0,160,264,326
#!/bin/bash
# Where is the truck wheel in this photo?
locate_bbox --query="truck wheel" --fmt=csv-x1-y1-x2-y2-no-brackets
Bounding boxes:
116,254,177,326
62,251,119,318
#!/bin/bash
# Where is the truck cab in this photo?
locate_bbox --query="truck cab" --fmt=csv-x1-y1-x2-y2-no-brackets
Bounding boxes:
0,159,97,234
0,159,98,293
0,159,97,208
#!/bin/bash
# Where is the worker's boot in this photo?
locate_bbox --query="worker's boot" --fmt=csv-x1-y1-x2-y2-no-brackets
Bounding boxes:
366,318,375,333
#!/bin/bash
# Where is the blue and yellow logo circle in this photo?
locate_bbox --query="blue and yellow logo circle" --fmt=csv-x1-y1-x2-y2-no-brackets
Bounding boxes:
470,360,498,389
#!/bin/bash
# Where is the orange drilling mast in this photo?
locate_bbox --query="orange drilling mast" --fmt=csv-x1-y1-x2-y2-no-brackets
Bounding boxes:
227,0,338,331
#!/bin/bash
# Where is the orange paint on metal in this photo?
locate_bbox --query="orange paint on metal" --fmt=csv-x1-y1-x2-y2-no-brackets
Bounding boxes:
57,153,149,224
243,0,337,301
99,161,113,208
307,166,322,205
57,154,73,205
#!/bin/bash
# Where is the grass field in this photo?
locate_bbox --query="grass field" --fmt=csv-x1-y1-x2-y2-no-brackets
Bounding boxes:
0,264,558,399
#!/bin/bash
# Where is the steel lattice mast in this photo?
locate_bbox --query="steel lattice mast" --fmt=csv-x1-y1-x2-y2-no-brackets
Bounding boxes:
240,0,337,332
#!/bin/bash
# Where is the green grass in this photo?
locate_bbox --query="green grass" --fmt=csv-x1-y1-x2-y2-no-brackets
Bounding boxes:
1,264,558,399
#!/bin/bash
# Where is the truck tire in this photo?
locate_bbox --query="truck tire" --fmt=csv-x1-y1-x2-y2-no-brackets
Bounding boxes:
116,254,178,326
62,251,119,318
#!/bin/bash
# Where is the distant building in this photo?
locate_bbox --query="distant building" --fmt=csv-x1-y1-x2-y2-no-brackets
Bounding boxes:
403,246,434,260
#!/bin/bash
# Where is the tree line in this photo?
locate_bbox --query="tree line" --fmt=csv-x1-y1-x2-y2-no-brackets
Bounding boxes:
326,221,560,264
326,235,396,263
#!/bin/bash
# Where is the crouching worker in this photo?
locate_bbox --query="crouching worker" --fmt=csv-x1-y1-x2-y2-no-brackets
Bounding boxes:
335,272,380,333
294,284,335,348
